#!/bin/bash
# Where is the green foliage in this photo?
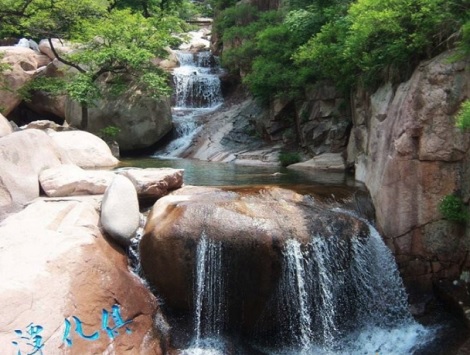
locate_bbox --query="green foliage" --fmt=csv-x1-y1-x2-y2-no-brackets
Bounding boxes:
99,125,121,140
18,77,64,101
279,151,301,167
439,194,469,223
455,100,470,131
295,0,465,90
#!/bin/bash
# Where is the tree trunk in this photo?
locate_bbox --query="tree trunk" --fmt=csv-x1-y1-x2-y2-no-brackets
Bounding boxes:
80,103,89,130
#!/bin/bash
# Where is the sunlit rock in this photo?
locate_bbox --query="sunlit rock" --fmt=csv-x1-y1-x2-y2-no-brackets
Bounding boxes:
101,175,140,247
48,130,119,168
0,129,69,219
39,164,115,197
118,167,184,200
0,198,164,354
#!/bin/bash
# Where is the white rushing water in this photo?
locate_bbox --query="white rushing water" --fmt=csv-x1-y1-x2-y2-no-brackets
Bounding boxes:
273,217,433,355
153,50,223,159
181,232,226,354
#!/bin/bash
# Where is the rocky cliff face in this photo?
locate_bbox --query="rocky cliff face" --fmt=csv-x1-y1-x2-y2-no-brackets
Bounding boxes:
347,50,470,295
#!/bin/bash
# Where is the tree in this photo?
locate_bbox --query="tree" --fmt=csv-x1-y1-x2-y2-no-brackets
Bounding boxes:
2,0,184,129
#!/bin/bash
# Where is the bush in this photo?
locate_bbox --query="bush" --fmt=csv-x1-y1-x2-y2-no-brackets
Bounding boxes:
99,126,121,141
455,100,470,131
279,151,301,167
439,194,468,223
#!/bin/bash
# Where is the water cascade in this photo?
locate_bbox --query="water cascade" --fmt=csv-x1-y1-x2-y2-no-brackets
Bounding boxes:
154,51,223,158
182,233,226,355
271,218,431,354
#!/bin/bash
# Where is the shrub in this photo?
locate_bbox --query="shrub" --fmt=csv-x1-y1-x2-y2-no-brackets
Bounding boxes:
99,126,121,141
279,151,301,167
455,100,470,131
439,194,468,223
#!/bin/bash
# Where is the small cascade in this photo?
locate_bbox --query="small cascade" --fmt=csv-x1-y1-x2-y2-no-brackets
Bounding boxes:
284,240,314,353
153,50,223,158
173,51,223,109
275,217,431,354
182,232,226,354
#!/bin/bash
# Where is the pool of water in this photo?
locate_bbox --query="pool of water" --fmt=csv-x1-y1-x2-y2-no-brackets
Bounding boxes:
119,157,366,200
121,156,469,355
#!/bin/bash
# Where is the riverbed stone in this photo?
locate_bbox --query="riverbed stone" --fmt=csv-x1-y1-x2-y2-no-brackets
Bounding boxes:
0,198,164,354
39,164,116,197
118,168,184,199
100,175,140,246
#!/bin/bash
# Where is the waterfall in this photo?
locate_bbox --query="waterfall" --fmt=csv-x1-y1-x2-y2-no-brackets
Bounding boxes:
173,51,223,109
153,50,223,158
276,217,431,355
284,240,314,353
182,232,226,355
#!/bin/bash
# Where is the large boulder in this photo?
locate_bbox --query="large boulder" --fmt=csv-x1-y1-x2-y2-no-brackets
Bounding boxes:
65,90,173,152
0,46,51,115
140,186,370,340
0,112,12,137
0,198,165,354
347,50,470,292
48,130,119,168
39,164,116,197
0,129,69,219
100,175,140,246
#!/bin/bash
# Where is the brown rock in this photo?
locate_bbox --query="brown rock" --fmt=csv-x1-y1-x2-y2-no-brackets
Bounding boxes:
0,46,51,115
140,186,370,335
0,198,163,354
348,50,470,289
119,168,184,199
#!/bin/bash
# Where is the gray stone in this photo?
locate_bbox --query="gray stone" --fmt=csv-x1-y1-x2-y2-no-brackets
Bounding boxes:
100,175,140,246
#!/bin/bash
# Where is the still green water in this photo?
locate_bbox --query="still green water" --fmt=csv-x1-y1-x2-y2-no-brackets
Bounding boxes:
119,157,364,199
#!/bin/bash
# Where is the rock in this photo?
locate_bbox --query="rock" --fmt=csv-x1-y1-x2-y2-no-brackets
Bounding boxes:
38,38,75,60
48,130,119,168
0,112,12,137
140,185,369,336
287,153,346,172
0,129,69,219
39,164,116,197
0,46,51,115
25,91,67,120
347,50,470,291
118,168,184,199
22,119,67,131
101,175,140,246
0,198,164,354
65,90,173,152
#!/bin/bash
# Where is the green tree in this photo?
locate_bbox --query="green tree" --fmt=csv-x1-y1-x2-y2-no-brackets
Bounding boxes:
2,0,183,129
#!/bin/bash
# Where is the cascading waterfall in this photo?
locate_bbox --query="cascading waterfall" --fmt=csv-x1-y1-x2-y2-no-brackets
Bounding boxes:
173,51,223,109
182,232,226,355
153,50,223,158
275,217,432,355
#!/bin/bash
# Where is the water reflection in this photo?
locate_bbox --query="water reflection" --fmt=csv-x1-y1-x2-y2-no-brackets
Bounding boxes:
119,157,360,190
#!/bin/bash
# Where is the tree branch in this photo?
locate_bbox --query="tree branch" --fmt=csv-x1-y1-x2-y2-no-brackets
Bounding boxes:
47,37,86,74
